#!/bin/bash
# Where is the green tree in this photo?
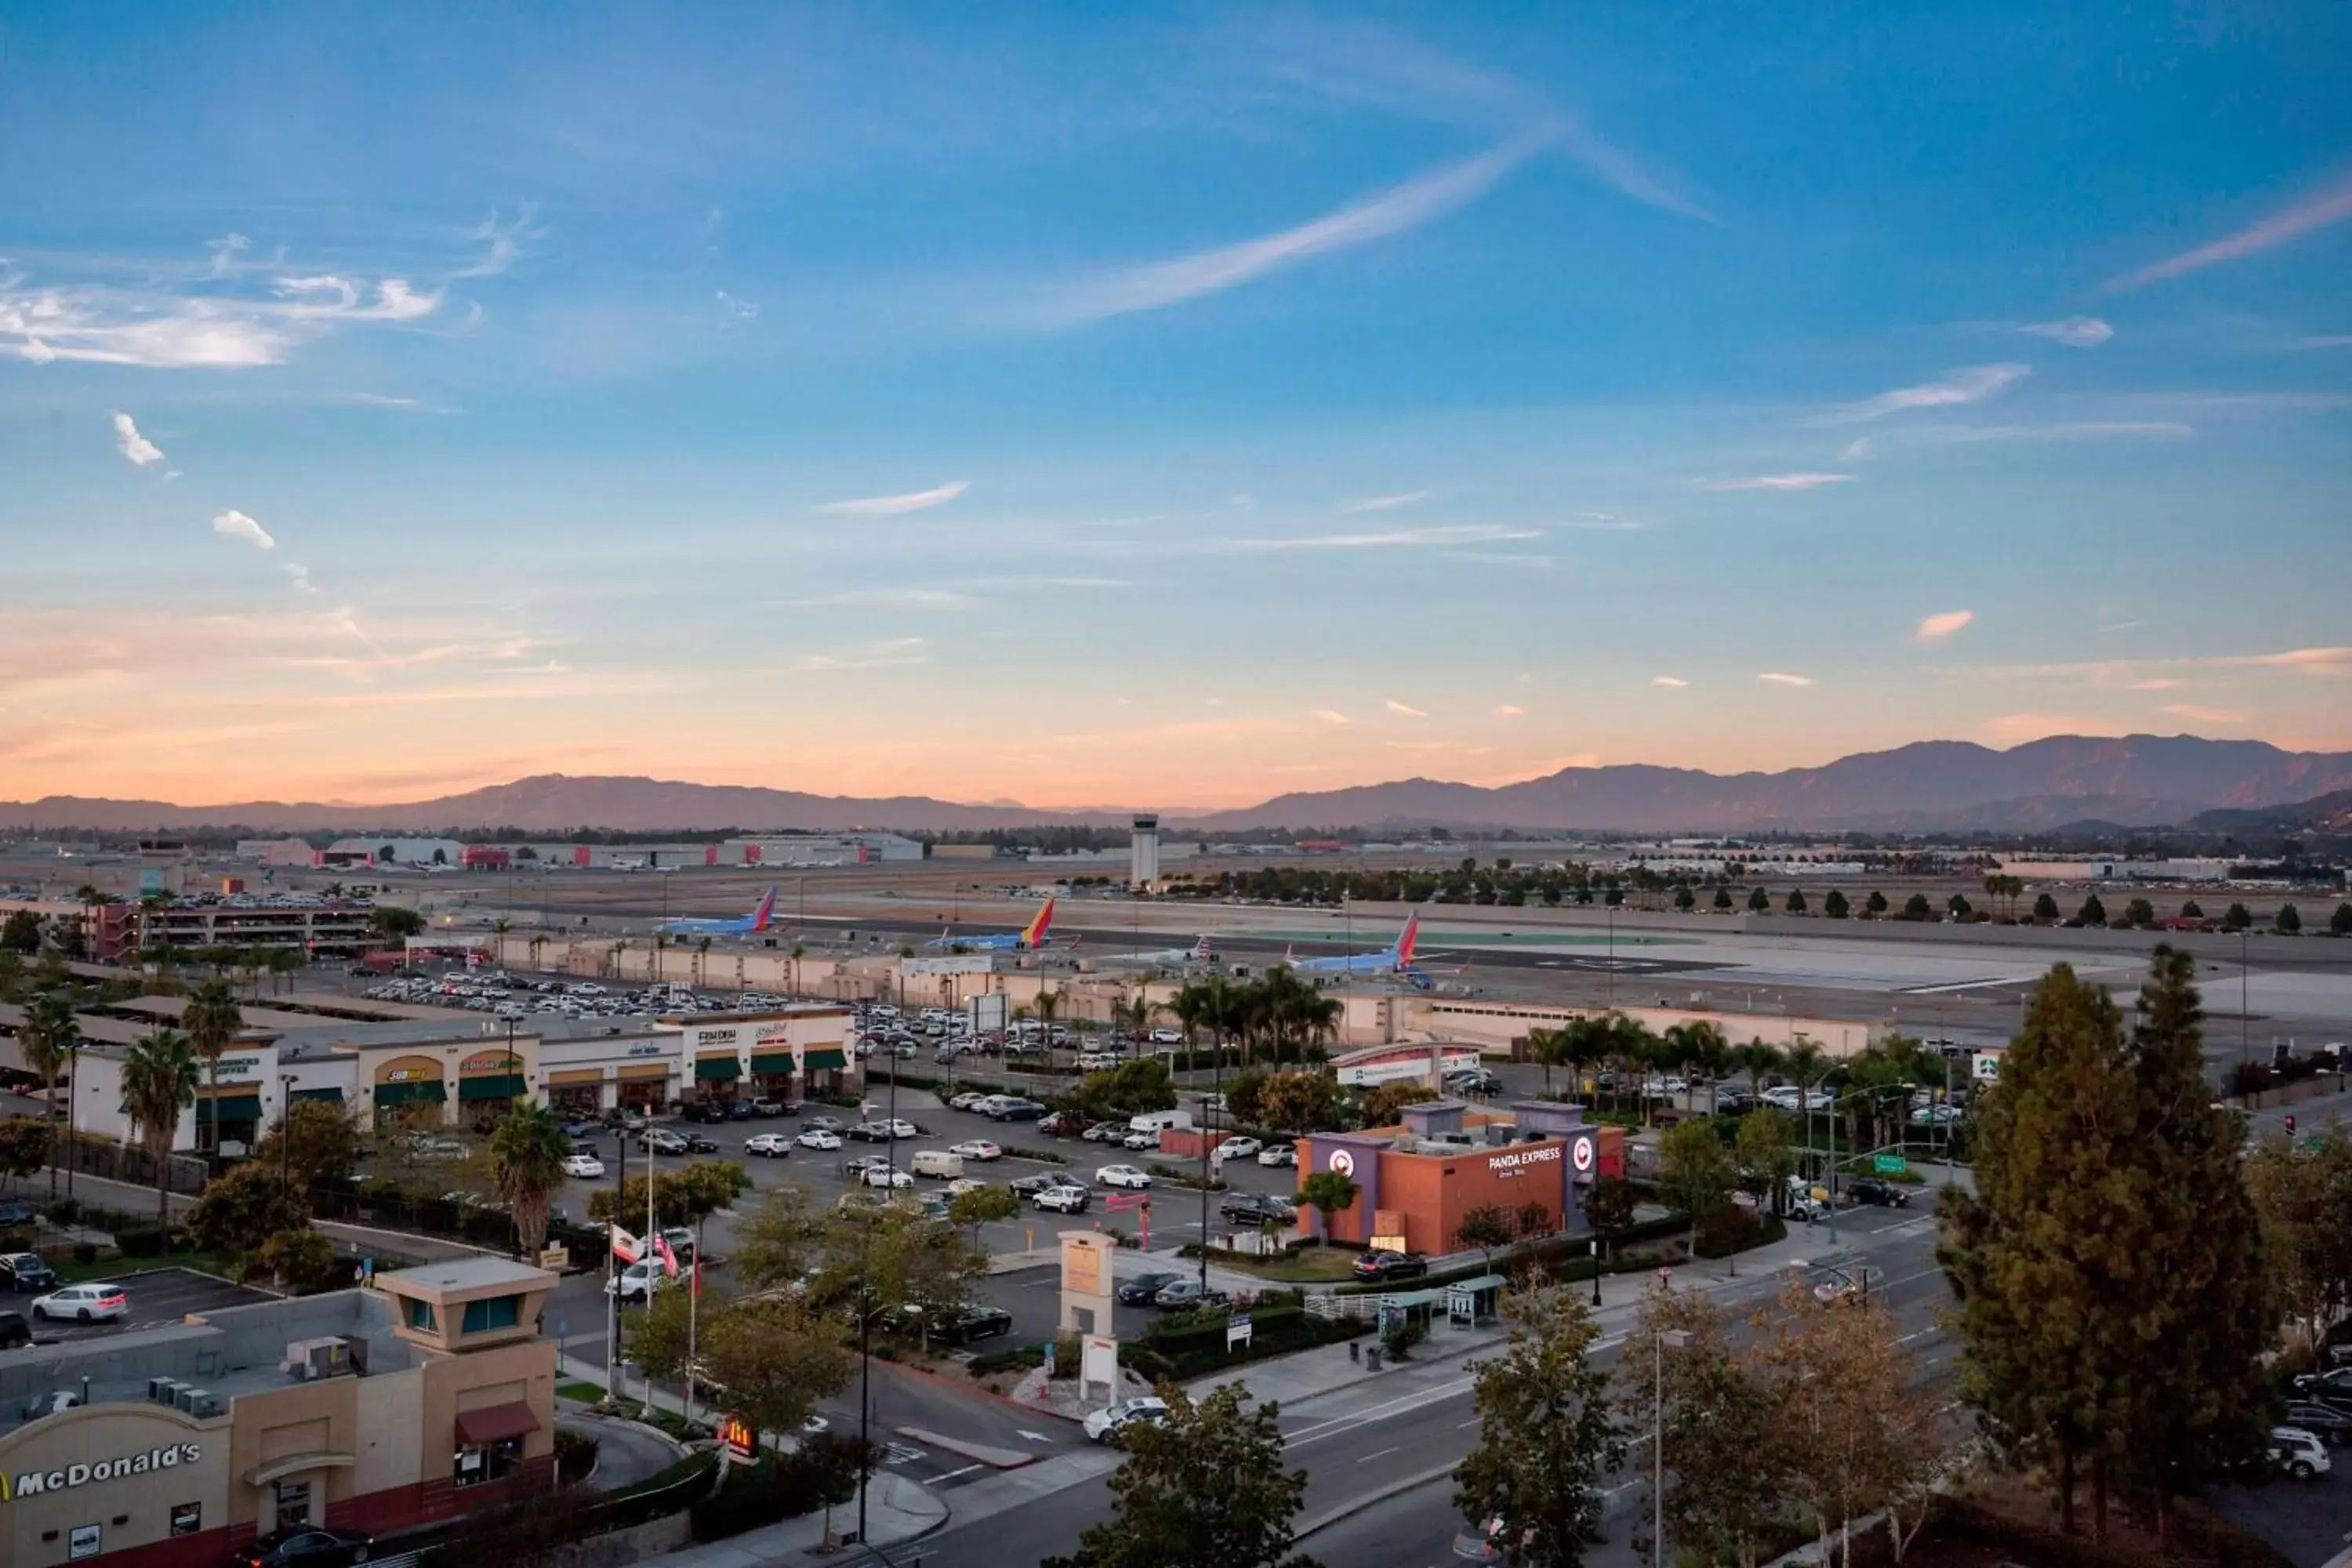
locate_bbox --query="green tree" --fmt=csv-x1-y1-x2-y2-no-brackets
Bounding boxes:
1747,886,1769,913
1947,893,1973,920
368,906,425,940
490,1101,575,1258
2122,898,2155,929
183,979,243,1156
2246,1123,2352,1352
0,909,40,954
1658,1118,1737,1253
1735,1107,1797,1213
1223,1068,1271,1128
949,1182,1020,1246
1454,1283,1621,1568
1254,1072,1342,1134
1903,892,1933,920
1515,1200,1552,1240
1073,1057,1179,1120
2329,902,2352,937
1454,1203,1514,1267
626,1274,713,1383
1736,1040,1784,1102
1672,884,1695,912
2076,893,2107,927
1784,888,1808,915
187,1161,309,1271
1864,890,1888,917
1044,1381,1314,1568
1634,1286,1789,1568
2220,902,2251,933
259,1229,339,1293
2274,902,2301,935
252,1099,365,1185
731,1183,824,1291
1298,1170,1359,1240
2180,899,2204,920
0,1118,53,1192
121,1026,198,1228
1353,1080,1436,1129
808,1200,987,1322
1712,887,1734,912
1823,889,1849,920
695,1294,855,1445
2031,892,2060,921
17,993,78,1102
1584,1174,1639,1236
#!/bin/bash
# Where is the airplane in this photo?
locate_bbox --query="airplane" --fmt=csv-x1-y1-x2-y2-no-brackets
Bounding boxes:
1097,935,1217,971
927,897,1056,953
1284,911,1436,991
658,886,776,938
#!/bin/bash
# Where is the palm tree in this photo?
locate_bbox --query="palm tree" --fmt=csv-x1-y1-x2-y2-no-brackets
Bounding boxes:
1033,987,1062,1062
121,1027,199,1229
1737,1039,1784,1103
183,979,243,1155
19,994,77,1199
1170,981,1213,1059
1675,1022,1733,1114
490,1102,573,1258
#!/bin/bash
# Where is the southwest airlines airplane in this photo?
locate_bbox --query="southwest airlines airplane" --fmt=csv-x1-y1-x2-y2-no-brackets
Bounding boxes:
1285,910,1435,991
927,897,1056,953
658,886,776,938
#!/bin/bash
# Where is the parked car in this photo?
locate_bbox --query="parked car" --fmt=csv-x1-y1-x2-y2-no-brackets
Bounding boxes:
1909,1104,1964,1127
797,1128,844,1152
1119,1129,1160,1151
987,1099,1048,1123
561,1118,601,1138
1256,1144,1298,1168
928,1305,1014,1345
681,1132,720,1154
0,1254,57,1294
1039,1110,1085,1137
1221,1193,1297,1226
643,1129,689,1156
949,1092,989,1112
1352,1251,1428,1283
684,1102,729,1125
2283,1403,2352,1445
1082,1121,1128,1143
240,1525,378,1567
1010,1171,1069,1200
1846,1179,1911,1208
606,1261,670,1303
2292,1366,2352,1410
727,1100,759,1121
1213,1136,1263,1163
751,1098,796,1118
1083,1396,1168,1443
2272,1426,2332,1479
862,1165,915,1191
1152,1279,1229,1311
944,1178,992,1198
0,1312,29,1351
1116,1271,1185,1306
31,1283,127,1323
1033,1184,1091,1214
745,1134,793,1158
1094,1164,1152,1189
804,1115,846,1133
561,1152,605,1179
949,1139,1003,1162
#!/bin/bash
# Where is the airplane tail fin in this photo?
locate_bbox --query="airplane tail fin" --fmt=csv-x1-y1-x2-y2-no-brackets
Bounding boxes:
1192,935,1213,960
750,887,778,931
1394,909,1421,965
1022,897,1055,946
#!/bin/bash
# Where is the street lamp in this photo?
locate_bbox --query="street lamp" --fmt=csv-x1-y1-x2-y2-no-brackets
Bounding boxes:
1653,1327,1691,1568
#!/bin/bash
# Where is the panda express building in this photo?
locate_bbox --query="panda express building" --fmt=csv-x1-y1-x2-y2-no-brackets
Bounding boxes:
0,1259,557,1566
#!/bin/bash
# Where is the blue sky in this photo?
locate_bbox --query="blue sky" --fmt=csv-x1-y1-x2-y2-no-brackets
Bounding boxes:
2,3,2348,808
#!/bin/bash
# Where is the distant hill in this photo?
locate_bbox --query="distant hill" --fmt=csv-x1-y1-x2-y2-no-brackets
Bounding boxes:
8,735,2350,837
2184,786,2352,835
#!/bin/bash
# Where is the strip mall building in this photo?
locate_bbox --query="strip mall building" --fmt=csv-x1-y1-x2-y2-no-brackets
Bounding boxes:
0,1258,556,1566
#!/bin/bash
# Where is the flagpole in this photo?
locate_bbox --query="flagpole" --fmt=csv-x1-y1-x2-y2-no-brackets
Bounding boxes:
645,1127,658,1409
605,1120,626,1405
685,1256,699,1427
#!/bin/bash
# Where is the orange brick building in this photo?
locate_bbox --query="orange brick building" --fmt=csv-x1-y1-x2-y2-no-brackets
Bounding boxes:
1296,1101,1622,1256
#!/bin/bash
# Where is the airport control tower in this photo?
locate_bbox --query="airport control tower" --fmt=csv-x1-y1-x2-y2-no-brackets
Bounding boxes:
1129,814,1160,889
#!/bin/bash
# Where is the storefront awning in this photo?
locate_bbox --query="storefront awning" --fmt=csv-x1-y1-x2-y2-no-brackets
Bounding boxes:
695,1058,742,1082
454,1401,540,1447
748,1051,795,1076
800,1047,848,1073
195,1094,264,1124
374,1080,448,1107
289,1087,344,1104
459,1073,528,1102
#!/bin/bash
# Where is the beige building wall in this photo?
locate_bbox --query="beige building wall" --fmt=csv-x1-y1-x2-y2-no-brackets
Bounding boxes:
1407,997,1882,1058
0,1404,229,1568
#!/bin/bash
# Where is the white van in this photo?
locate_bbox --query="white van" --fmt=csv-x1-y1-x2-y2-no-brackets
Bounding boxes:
1127,1110,1194,1135
909,1149,967,1180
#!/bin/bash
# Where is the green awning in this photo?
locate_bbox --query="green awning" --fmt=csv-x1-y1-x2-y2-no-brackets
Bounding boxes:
374,1080,448,1107
459,1073,528,1102
800,1047,847,1073
289,1087,344,1103
195,1094,263,1124
749,1051,796,1076
695,1058,742,1082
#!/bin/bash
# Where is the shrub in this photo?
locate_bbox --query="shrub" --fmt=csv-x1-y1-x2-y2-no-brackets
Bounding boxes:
688,1436,867,1541
45,1198,79,1226
1050,1330,1081,1381
117,1225,166,1258
1381,1317,1428,1361
71,1242,97,1265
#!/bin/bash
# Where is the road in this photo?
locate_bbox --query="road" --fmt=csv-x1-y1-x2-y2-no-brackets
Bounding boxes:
910,1196,1955,1566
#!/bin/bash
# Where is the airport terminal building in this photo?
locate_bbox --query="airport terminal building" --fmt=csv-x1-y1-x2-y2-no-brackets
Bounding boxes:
0,1258,557,1566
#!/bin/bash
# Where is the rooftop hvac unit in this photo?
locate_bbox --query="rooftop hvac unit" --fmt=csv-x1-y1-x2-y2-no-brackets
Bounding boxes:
175,1387,220,1417
281,1337,350,1381
148,1377,185,1406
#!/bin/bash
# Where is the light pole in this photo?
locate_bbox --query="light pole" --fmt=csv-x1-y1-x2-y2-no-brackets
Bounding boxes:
278,1074,297,1201
1653,1327,1690,1568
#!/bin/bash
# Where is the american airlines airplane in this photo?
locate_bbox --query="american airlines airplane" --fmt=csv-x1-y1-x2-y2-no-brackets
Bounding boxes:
1284,911,1434,991
657,886,776,938
1098,934,1217,971
926,897,1057,953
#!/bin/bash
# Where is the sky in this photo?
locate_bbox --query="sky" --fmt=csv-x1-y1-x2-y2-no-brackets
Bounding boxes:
2,2,2349,811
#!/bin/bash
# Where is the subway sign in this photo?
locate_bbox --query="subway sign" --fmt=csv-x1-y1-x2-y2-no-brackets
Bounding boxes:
0,1443,202,1501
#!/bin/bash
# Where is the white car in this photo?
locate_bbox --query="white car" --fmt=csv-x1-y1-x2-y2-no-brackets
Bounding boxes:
1095,1164,1151,1189
1120,1130,1160,1151
31,1283,127,1323
1909,1104,1964,1126
1256,1144,1297,1168
797,1128,843,1151
746,1133,794,1158
949,1140,1003,1162
1083,1396,1169,1443
949,1092,989,1111
1214,1137,1262,1163
1076,1051,1120,1071
1033,1183,1091,1214
606,1261,671,1303
1149,1027,1183,1046
863,1165,915,1190
2273,1426,2332,1479
945,1178,991,1198
561,1152,605,1178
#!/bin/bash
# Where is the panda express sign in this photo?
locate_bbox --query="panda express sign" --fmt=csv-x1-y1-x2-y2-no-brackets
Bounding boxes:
0,1441,202,1501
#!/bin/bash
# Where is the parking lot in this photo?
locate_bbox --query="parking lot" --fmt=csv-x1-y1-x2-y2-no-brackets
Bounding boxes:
5,1266,278,1345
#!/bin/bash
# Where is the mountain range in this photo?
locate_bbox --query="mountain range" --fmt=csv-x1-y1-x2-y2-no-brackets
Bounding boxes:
5,735,2350,837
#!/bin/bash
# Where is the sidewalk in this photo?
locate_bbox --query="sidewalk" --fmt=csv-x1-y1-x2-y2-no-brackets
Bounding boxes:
630,1471,947,1567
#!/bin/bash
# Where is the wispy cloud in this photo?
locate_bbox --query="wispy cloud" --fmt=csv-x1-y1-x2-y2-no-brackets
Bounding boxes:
2104,173,2352,292
282,563,318,595
786,588,980,609
2,267,440,369
814,481,970,516
1651,675,1688,688
2277,333,2352,352
205,233,250,278
1314,710,1355,725
2129,678,2181,691
453,206,543,279
1494,703,1524,717
1030,135,1548,327
1846,421,2191,458
1912,609,1976,644
2100,620,2147,634
1341,490,1431,513
1976,646,2352,683
1385,699,1428,717
791,637,929,673
1565,511,1644,530
1755,671,1814,687
2162,703,2247,724
2014,316,2113,347
211,510,275,550
1696,473,1856,492
1234,523,1541,550
111,412,164,466
1813,364,2029,425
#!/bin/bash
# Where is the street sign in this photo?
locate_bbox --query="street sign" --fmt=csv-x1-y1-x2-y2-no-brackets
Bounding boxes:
720,1414,757,1461
1871,1154,1909,1177
1228,1313,1253,1349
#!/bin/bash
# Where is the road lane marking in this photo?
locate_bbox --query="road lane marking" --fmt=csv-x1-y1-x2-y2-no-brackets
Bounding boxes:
932,1462,987,1482
1357,1446,1399,1464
